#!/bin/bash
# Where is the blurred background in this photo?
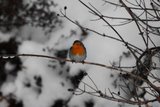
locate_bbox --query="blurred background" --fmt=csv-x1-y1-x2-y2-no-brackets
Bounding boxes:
0,0,160,107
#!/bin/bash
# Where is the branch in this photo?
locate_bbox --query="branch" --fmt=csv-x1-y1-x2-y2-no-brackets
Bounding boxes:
1,53,160,94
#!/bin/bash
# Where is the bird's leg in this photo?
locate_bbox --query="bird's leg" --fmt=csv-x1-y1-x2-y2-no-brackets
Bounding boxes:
71,60,76,63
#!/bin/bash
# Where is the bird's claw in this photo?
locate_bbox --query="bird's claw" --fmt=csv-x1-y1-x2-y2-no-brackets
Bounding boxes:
81,61,85,64
71,60,76,63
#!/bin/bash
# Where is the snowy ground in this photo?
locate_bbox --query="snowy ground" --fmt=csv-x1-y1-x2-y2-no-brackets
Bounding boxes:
0,0,160,107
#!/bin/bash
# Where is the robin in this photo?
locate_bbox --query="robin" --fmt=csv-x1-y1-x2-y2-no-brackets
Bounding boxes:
69,40,87,63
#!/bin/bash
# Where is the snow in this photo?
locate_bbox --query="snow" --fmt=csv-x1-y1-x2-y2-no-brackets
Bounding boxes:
15,41,73,107
0,100,8,107
0,0,160,107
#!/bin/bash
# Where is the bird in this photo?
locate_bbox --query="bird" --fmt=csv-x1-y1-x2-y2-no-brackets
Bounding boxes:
69,40,87,63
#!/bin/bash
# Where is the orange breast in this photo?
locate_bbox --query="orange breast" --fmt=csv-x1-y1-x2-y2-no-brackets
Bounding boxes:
71,45,85,55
